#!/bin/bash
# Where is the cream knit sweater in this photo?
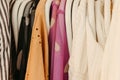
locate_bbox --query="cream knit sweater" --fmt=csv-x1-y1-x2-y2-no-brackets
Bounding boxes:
69,0,88,79
69,0,114,80
65,0,73,54
86,0,104,80
101,0,120,80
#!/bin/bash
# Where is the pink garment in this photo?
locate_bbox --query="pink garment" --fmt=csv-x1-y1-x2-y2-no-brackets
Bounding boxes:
49,0,69,80
48,1,60,80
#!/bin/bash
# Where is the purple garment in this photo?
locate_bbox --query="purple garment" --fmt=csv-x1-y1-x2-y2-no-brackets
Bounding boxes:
50,0,69,80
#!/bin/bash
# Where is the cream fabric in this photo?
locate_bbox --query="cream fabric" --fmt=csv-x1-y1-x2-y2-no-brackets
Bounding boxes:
45,0,52,33
65,0,73,54
86,0,114,80
95,0,105,47
86,1,104,79
101,0,120,80
87,0,96,38
69,0,88,79
72,0,80,34
69,0,114,80
104,0,112,40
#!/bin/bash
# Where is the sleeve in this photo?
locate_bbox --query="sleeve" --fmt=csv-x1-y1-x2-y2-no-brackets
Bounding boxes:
68,0,88,80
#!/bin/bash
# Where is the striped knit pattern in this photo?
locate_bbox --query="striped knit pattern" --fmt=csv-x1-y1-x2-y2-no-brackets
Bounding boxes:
0,0,11,80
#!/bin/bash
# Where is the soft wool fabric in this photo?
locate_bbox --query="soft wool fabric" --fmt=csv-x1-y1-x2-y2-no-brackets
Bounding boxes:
69,0,88,79
95,0,105,47
87,0,96,38
69,0,113,80
65,0,73,54
104,0,112,40
25,0,49,80
86,1,104,79
72,0,80,35
101,0,120,80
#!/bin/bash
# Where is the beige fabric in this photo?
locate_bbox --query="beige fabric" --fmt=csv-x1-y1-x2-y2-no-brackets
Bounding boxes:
87,0,96,38
104,0,112,40
86,0,103,80
95,0,105,47
65,0,73,54
69,0,114,80
72,0,80,34
101,0,120,80
69,0,88,79
86,1,104,79
86,1,105,80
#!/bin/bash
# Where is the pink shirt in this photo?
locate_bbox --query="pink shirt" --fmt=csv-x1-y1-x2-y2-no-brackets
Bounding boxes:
48,0,60,80
49,0,69,80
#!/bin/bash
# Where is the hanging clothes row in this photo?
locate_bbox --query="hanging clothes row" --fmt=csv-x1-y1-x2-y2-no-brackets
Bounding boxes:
1,0,120,80
9,0,69,80
10,0,36,80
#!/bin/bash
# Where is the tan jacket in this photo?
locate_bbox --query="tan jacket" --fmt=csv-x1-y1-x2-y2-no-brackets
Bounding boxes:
25,0,49,80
